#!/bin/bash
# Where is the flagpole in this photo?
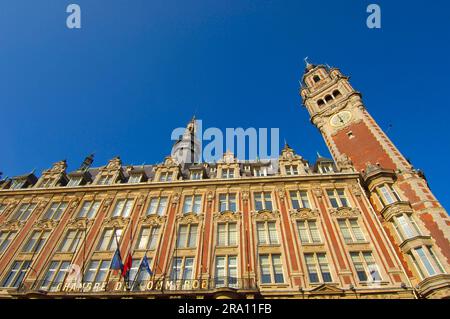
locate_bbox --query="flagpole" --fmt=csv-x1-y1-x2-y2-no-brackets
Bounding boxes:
81,225,87,292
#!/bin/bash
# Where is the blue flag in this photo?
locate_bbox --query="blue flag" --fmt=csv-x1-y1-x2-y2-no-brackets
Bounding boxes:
140,254,152,276
110,248,123,271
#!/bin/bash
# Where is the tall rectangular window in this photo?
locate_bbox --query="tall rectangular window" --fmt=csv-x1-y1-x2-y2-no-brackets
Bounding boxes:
40,261,70,292
58,229,83,253
304,253,332,283
182,195,202,214
257,221,279,245
42,202,68,220
215,255,238,288
111,199,134,218
77,200,100,219
290,190,310,209
254,192,273,211
350,251,382,282
219,193,237,212
67,176,82,187
217,223,237,246
135,226,160,250
377,184,401,205
97,175,114,185
128,174,142,184
146,197,168,216
22,230,51,253
410,246,444,279
393,214,421,241
129,258,152,287
338,219,365,243
1,260,31,288
0,231,17,254
327,189,349,208
259,254,284,284
159,172,173,182
297,220,321,244
10,179,26,190
190,171,202,180
39,178,54,188
10,203,37,221
84,260,110,284
177,224,198,248
221,168,235,179
170,257,194,281
97,228,122,251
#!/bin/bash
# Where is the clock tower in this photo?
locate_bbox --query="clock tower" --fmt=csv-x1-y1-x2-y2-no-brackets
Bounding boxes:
300,61,450,296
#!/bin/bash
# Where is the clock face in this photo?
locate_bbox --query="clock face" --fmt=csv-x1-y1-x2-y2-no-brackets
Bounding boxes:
330,111,352,127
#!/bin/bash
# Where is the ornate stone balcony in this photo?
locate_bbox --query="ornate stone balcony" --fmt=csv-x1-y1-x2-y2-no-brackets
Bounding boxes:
380,201,412,222
416,274,450,299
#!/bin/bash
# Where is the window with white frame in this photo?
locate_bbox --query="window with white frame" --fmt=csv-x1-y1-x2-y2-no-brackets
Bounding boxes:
297,220,321,244
146,197,168,216
128,174,142,184
67,176,83,187
22,230,51,253
177,224,198,248
1,260,31,288
377,184,401,206
215,255,238,288
221,168,235,179
338,218,365,243
40,260,70,292
290,190,310,209
217,223,237,246
97,175,115,185
10,179,26,190
39,178,54,188
285,165,299,176
83,260,110,284
182,195,202,214
0,230,17,254
10,203,37,221
219,193,237,212
304,253,332,283
58,229,83,253
319,163,334,173
170,257,194,281
42,202,68,220
111,199,134,218
190,171,202,180
350,251,382,282
77,200,101,219
257,221,279,245
96,228,122,251
254,192,273,211
259,254,284,284
159,172,173,182
253,167,267,177
392,213,421,241
408,246,444,279
327,189,349,208
135,226,160,250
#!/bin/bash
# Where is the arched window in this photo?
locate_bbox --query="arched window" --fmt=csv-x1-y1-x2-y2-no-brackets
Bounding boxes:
332,90,342,98
313,75,321,83
325,95,333,103
317,99,325,107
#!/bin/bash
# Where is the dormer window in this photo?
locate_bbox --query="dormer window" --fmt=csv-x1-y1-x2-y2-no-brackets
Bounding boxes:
221,169,235,179
128,174,142,184
324,95,333,103
285,165,299,176
67,176,82,187
40,178,54,188
254,168,267,177
159,172,173,182
10,179,26,190
97,175,114,185
319,164,334,173
313,75,321,83
190,171,202,180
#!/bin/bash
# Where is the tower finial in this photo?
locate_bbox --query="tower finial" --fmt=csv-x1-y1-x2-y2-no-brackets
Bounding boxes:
304,56,310,66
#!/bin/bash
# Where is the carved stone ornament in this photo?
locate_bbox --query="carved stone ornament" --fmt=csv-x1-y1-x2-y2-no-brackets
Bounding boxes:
140,214,166,226
177,212,202,224
206,190,215,202
213,210,241,222
172,193,180,204
102,197,114,211
103,216,130,228
350,183,363,197
290,208,320,220
137,195,147,206
106,157,122,170
252,209,280,221
328,207,361,218
277,188,286,199
1,220,23,231
67,217,93,229
336,154,354,173
242,191,249,202
34,219,59,230
312,187,323,198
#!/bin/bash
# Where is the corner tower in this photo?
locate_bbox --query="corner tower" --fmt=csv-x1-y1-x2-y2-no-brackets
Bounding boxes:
300,60,450,298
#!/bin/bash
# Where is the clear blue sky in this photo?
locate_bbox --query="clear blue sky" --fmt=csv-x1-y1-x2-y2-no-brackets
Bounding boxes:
0,1,449,209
